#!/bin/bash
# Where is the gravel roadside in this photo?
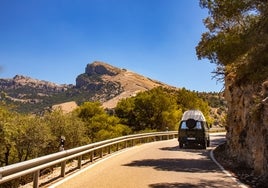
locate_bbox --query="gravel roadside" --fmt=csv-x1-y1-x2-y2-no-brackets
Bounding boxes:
213,143,268,188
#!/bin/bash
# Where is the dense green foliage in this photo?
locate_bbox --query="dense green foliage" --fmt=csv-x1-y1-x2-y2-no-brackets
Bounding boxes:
75,102,131,142
0,102,129,166
196,0,268,84
115,87,182,131
115,87,212,131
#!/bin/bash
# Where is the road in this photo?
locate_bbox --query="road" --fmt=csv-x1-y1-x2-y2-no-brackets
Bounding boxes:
50,133,243,188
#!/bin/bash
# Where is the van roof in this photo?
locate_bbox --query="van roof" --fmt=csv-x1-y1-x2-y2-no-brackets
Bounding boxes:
181,110,206,121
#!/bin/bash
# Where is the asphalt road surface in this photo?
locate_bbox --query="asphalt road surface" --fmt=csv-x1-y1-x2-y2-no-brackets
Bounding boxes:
50,133,244,188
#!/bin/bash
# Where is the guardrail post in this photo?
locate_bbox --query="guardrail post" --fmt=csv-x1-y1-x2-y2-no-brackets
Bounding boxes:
116,143,119,151
90,151,94,162
33,170,40,188
78,156,82,169
61,161,66,177
108,146,111,154
100,148,103,158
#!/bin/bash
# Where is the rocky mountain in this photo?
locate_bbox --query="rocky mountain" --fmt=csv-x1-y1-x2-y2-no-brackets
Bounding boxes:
0,61,171,113
0,75,71,105
77,62,170,108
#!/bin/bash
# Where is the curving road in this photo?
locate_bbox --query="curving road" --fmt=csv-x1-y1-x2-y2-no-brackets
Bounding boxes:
50,133,243,188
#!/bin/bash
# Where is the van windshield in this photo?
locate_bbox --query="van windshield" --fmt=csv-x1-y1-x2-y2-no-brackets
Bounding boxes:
180,121,203,129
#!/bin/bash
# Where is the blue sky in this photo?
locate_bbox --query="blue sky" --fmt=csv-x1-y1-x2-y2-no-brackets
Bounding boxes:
0,0,223,92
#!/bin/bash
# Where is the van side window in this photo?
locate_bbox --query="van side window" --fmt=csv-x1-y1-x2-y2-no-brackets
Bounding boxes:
180,121,188,129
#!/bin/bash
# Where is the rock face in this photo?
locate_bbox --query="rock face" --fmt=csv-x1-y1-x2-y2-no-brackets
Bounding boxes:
0,75,70,104
75,61,168,108
225,75,268,176
85,61,122,76
0,75,69,92
75,62,124,103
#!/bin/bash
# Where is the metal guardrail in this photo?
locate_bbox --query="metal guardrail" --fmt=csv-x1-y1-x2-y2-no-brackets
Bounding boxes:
0,131,177,188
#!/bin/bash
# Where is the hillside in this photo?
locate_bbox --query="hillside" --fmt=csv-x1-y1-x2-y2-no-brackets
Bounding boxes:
0,61,226,125
0,61,173,113
82,62,171,108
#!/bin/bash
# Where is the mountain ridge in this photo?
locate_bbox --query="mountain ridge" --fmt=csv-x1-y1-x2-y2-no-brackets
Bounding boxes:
0,61,175,112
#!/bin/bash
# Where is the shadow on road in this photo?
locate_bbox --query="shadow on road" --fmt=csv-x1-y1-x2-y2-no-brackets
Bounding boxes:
159,145,210,158
123,157,219,173
149,179,232,188
159,145,181,151
160,145,208,151
123,141,221,174
160,133,226,151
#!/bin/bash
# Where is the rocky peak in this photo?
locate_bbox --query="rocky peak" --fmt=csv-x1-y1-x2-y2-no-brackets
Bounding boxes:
85,61,122,76
75,61,170,108
75,62,124,103
12,75,66,89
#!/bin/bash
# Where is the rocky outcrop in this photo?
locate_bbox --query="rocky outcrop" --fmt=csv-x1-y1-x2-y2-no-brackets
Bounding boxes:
225,75,268,176
76,61,122,89
85,61,122,76
75,61,168,108
0,75,71,104
75,62,124,103
0,75,70,93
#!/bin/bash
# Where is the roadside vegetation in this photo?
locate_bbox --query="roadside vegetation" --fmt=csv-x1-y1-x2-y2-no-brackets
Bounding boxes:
0,87,225,167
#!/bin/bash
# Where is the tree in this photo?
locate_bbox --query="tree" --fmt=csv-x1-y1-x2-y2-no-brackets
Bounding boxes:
13,115,53,161
76,102,131,142
44,109,88,152
114,97,135,125
115,87,181,131
196,0,268,83
0,107,17,166
176,88,211,123
90,114,131,142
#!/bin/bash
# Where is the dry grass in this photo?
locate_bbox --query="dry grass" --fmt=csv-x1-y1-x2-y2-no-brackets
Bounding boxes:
102,70,172,108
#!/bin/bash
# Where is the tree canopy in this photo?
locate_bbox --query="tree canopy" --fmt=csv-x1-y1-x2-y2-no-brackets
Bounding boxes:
196,0,268,83
115,87,211,131
115,87,181,131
